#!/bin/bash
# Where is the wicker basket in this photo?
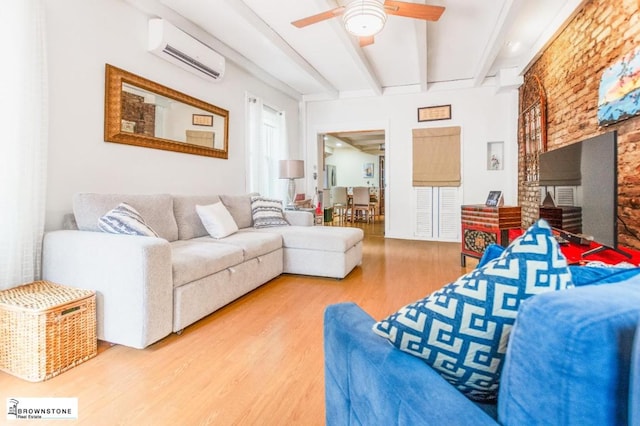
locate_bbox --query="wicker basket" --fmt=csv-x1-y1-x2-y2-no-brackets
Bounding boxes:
0,281,97,382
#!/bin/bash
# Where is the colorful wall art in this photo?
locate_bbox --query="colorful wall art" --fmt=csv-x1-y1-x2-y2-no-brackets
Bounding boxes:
598,47,640,126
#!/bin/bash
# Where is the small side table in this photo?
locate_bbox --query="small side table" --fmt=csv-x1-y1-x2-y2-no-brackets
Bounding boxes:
460,204,521,266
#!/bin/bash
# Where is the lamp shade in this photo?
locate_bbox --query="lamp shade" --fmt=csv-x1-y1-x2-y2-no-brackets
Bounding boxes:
343,0,387,37
279,160,305,179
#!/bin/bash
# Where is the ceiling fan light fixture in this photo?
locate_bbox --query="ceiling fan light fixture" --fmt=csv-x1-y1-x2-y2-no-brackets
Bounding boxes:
343,0,387,37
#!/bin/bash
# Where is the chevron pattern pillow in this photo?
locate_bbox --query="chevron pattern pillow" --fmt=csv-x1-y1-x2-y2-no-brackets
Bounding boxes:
372,219,572,402
250,196,289,228
98,202,159,237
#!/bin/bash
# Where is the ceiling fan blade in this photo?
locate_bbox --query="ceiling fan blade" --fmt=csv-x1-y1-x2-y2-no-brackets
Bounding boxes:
383,1,445,21
291,7,345,28
359,36,375,47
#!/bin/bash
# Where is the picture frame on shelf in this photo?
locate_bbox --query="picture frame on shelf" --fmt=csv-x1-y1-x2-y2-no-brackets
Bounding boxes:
485,191,503,207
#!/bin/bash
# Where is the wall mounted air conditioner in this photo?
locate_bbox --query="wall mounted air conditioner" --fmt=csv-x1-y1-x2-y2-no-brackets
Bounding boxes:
148,18,225,82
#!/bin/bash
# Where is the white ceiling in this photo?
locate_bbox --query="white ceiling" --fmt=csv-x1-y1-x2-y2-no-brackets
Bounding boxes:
128,0,587,101
325,130,386,156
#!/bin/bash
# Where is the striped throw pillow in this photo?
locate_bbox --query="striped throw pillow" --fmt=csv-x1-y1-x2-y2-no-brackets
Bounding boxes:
250,196,289,228
98,202,159,237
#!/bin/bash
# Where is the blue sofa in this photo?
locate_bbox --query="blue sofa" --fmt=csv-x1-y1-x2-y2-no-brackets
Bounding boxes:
324,267,640,425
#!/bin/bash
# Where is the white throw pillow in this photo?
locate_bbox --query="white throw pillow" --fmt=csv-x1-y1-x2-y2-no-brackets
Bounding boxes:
196,202,239,239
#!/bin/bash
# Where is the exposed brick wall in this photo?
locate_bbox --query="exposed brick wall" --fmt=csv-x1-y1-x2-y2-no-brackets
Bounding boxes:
121,92,156,137
518,0,640,250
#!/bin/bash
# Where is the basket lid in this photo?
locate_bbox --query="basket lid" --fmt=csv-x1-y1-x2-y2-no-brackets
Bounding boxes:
0,281,94,311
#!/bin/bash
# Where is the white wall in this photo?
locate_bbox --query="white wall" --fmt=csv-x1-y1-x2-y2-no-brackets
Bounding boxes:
44,0,300,230
305,87,519,240
325,149,380,188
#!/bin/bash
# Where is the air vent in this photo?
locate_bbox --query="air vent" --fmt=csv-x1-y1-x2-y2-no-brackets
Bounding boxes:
162,45,221,79
555,186,577,206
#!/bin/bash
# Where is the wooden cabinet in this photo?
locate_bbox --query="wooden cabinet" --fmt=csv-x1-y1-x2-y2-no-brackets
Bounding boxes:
461,205,522,266
538,206,582,234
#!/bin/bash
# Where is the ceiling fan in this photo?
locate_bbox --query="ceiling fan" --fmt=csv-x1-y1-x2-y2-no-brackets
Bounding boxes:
291,0,445,47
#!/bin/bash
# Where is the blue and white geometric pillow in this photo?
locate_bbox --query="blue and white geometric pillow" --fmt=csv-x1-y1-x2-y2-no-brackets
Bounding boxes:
250,196,290,228
372,219,573,402
98,202,159,237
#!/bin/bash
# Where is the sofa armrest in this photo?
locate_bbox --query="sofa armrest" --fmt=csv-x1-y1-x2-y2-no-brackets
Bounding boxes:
284,210,314,226
630,324,640,426
42,230,173,349
499,277,640,425
324,303,497,426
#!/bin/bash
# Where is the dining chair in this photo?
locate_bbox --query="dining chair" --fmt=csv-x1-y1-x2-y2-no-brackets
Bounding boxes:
330,186,348,224
351,187,372,223
368,187,379,222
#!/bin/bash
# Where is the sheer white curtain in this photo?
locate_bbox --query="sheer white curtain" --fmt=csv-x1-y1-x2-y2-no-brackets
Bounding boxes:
246,96,265,194
246,94,288,201
0,0,49,289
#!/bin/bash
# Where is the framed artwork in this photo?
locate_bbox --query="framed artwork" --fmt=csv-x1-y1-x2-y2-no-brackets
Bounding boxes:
120,119,136,133
192,114,213,126
598,47,640,126
487,141,504,170
363,163,374,178
417,104,451,122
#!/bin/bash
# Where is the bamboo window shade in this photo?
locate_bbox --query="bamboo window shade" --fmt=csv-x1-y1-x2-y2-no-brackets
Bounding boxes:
412,126,461,187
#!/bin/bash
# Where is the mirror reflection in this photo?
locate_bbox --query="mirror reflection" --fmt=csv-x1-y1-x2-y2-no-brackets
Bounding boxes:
104,64,229,159
120,83,226,150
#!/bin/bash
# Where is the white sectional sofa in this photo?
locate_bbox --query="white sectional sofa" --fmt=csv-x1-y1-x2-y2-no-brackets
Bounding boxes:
42,193,363,349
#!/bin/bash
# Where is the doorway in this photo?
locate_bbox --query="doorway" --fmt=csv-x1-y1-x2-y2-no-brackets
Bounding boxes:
319,129,386,236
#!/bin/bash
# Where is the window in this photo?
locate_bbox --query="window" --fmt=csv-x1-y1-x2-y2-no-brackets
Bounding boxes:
246,95,287,200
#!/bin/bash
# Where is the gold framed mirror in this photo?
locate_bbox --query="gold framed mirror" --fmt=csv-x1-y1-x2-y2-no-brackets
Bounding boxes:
104,64,229,159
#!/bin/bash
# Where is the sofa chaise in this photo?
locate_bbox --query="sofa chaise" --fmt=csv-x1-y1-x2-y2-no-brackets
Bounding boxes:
42,193,363,349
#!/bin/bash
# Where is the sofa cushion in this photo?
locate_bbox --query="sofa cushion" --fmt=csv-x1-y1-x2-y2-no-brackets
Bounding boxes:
251,226,363,252
372,219,572,402
250,196,289,228
193,230,282,261
74,193,179,241
568,264,640,286
98,202,159,237
173,195,221,240
498,276,640,425
630,323,640,426
219,194,256,229
477,244,505,268
480,244,640,287
170,240,244,287
324,303,499,426
196,202,238,239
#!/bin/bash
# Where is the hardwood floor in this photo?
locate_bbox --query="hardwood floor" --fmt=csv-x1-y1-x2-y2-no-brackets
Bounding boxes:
0,226,471,425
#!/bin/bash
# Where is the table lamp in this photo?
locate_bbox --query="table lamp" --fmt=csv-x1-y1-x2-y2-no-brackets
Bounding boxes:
279,160,305,206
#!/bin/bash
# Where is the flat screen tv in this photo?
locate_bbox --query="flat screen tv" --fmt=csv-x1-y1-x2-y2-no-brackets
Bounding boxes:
538,130,628,258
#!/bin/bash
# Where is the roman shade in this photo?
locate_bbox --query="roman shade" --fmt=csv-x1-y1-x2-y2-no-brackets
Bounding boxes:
412,126,461,187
